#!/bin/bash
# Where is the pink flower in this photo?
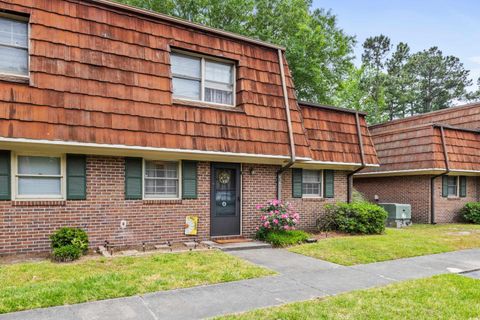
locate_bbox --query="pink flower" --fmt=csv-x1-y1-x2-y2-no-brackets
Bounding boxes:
272,199,279,206
263,221,270,228
293,213,300,220
274,210,280,214
256,204,262,210
281,214,288,219
255,227,259,231
284,225,290,230
273,219,279,224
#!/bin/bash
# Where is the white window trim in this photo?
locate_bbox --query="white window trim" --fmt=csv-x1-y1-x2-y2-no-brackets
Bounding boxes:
142,159,182,200
302,169,323,199
0,12,30,81
11,152,66,200
171,49,236,107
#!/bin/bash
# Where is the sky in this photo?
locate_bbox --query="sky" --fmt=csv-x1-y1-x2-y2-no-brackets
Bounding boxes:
312,0,480,91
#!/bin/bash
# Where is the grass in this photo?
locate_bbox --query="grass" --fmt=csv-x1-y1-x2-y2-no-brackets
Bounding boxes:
219,274,480,319
264,230,311,247
0,250,273,314
289,224,480,265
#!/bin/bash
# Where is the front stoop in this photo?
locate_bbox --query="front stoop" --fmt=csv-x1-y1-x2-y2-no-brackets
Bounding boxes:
202,240,272,251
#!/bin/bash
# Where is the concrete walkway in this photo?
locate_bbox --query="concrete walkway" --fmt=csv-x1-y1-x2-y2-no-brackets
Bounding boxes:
2,248,480,320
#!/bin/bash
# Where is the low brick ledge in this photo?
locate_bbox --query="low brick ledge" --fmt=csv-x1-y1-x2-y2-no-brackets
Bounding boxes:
143,199,183,205
12,200,67,207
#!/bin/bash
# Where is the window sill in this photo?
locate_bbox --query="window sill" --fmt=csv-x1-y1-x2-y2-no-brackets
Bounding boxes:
446,196,461,200
0,73,29,84
143,199,183,205
173,98,244,113
12,200,66,207
301,197,326,202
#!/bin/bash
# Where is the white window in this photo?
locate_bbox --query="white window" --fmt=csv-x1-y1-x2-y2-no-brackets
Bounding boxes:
144,160,180,199
0,15,28,77
171,52,234,106
447,176,458,197
15,155,64,199
302,170,322,197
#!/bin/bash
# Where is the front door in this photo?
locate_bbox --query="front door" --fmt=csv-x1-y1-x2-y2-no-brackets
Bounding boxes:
211,163,241,236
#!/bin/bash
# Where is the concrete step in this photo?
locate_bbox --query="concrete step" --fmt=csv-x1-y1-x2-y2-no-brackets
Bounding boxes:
204,240,272,252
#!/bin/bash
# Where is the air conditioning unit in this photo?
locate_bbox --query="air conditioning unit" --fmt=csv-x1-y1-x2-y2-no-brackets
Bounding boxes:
378,203,412,228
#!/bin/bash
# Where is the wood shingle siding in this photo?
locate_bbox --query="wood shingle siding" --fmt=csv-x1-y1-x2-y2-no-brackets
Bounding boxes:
299,103,378,165
0,0,311,158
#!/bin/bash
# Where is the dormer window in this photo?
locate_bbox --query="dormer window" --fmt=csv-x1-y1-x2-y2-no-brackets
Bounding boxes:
171,52,235,106
0,14,29,79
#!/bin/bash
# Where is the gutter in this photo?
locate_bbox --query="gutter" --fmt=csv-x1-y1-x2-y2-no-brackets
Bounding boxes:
430,125,450,224
276,49,296,199
347,112,366,203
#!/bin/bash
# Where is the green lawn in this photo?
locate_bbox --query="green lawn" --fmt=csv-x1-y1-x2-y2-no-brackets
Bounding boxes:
289,224,480,266
0,250,273,314
219,274,480,319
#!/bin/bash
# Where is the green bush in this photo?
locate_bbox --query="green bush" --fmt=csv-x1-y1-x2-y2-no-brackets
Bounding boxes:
321,202,388,235
462,202,480,224
264,230,310,247
52,245,82,262
50,227,89,253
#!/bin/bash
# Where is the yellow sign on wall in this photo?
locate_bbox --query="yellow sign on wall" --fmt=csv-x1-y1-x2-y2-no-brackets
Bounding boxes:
185,216,198,235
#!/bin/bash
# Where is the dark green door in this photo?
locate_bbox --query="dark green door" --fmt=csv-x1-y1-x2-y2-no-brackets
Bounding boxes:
211,163,241,236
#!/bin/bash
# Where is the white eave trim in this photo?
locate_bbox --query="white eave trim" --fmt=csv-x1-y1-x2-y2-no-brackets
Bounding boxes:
0,136,310,162
355,168,480,177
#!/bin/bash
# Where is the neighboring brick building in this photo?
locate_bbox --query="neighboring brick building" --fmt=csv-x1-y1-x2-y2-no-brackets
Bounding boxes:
355,103,480,223
0,0,378,254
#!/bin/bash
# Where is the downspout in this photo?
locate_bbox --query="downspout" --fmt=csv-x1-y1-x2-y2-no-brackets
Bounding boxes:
276,49,296,200
347,112,366,203
430,125,450,224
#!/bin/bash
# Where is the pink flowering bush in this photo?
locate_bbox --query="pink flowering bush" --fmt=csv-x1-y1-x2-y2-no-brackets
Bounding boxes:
255,199,300,240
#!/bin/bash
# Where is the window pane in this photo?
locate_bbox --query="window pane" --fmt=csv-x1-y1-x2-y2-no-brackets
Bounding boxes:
171,53,201,79
0,17,28,48
205,61,232,84
18,156,61,175
173,77,200,100
144,161,178,198
205,87,233,105
0,46,28,76
18,177,61,196
303,170,321,183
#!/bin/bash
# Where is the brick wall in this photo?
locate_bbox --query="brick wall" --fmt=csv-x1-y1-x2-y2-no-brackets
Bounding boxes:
355,175,480,223
0,158,351,254
354,175,431,223
434,176,478,223
281,170,349,232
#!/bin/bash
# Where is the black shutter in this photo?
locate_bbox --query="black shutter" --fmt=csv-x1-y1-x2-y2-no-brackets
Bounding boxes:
0,151,10,200
125,158,143,200
442,176,448,197
67,154,87,200
459,176,467,198
292,168,303,198
182,161,198,199
323,170,334,198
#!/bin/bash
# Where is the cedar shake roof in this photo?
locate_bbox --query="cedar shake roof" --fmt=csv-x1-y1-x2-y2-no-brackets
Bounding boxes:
0,0,310,160
0,0,379,168
359,103,480,176
298,102,378,166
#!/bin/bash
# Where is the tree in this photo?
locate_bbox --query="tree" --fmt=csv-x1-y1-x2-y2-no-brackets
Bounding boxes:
385,42,414,119
406,47,472,113
115,0,355,104
360,35,391,118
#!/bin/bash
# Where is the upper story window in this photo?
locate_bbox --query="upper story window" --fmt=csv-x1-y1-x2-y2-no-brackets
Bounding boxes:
0,15,28,77
171,52,235,106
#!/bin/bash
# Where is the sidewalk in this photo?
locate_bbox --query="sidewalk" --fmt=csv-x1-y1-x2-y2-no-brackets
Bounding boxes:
1,248,480,320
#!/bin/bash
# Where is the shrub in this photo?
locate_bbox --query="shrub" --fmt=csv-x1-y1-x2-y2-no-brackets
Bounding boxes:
52,245,82,262
255,200,299,240
50,227,89,253
462,202,480,224
264,230,310,247
320,202,388,235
